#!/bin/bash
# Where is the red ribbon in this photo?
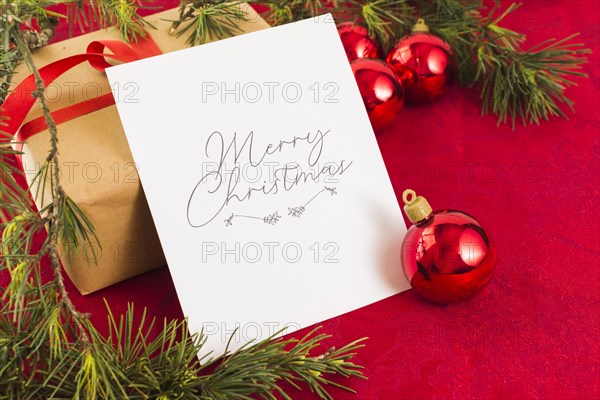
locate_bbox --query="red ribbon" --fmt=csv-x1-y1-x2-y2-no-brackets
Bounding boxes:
2,36,162,142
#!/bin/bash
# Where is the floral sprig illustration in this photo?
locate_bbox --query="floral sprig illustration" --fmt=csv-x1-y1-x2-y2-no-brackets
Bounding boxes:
288,187,337,219
225,211,281,227
288,206,305,218
264,212,281,225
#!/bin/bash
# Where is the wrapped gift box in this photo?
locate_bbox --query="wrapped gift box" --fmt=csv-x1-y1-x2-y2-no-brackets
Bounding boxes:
8,6,270,294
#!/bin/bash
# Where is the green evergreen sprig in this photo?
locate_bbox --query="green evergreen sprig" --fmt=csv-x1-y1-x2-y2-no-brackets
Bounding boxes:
413,1,591,127
254,0,411,49
0,48,19,104
0,251,367,399
0,0,149,102
0,131,31,220
348,0,412,51
171,0,249,46
87,0,150,41
255,0,333,25
1,0,64,103
197,328,366,400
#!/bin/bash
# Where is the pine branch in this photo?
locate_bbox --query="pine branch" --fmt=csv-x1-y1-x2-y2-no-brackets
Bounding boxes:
423,2,590,128
14,33,93,347
347,0,412,51
0,0,148,104
291,0,337,19
0,1,68,105
171,0,248,46
20,15,59,48
251,0,295,25
0,130,32,221
0,48,20,104
478,32,590,128
198,327,366,400
1,287,368,398
85,0,150,41
254,0,333,25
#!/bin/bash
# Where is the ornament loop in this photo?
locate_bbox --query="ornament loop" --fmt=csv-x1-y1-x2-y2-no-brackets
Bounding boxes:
402,189,417,205
411,18,430,33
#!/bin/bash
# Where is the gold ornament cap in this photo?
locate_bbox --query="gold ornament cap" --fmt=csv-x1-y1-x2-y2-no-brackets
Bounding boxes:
411,18,430,33
402,189,433,223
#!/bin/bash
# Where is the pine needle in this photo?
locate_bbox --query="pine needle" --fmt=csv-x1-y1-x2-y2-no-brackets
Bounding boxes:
424,2,589,128
172,1,248,46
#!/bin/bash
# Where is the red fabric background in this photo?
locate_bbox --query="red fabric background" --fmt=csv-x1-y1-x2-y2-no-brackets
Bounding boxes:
7,1,600,399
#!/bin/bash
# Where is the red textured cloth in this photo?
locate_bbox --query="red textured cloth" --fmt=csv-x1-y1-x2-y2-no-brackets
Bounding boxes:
6,1,600,399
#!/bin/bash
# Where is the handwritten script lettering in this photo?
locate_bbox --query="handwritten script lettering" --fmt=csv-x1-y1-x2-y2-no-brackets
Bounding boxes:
187,130,352,227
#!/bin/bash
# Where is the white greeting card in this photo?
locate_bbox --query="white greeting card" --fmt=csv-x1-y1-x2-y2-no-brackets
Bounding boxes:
107,14,410,356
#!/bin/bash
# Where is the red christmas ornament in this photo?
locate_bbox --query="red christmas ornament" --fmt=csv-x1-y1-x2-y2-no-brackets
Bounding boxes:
400,190,495,304
350,58,404,130
386,19,452,104
337,22,381,62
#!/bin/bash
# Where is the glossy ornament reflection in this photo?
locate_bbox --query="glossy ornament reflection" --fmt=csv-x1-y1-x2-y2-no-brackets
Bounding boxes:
401,189,495,304
337,22,381,62
386,19,452,104
350,58,404,130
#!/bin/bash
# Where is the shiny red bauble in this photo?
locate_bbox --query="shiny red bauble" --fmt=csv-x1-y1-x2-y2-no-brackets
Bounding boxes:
350,58,404,130
337,22,381,62
386,20,452,104
401,190,495,304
